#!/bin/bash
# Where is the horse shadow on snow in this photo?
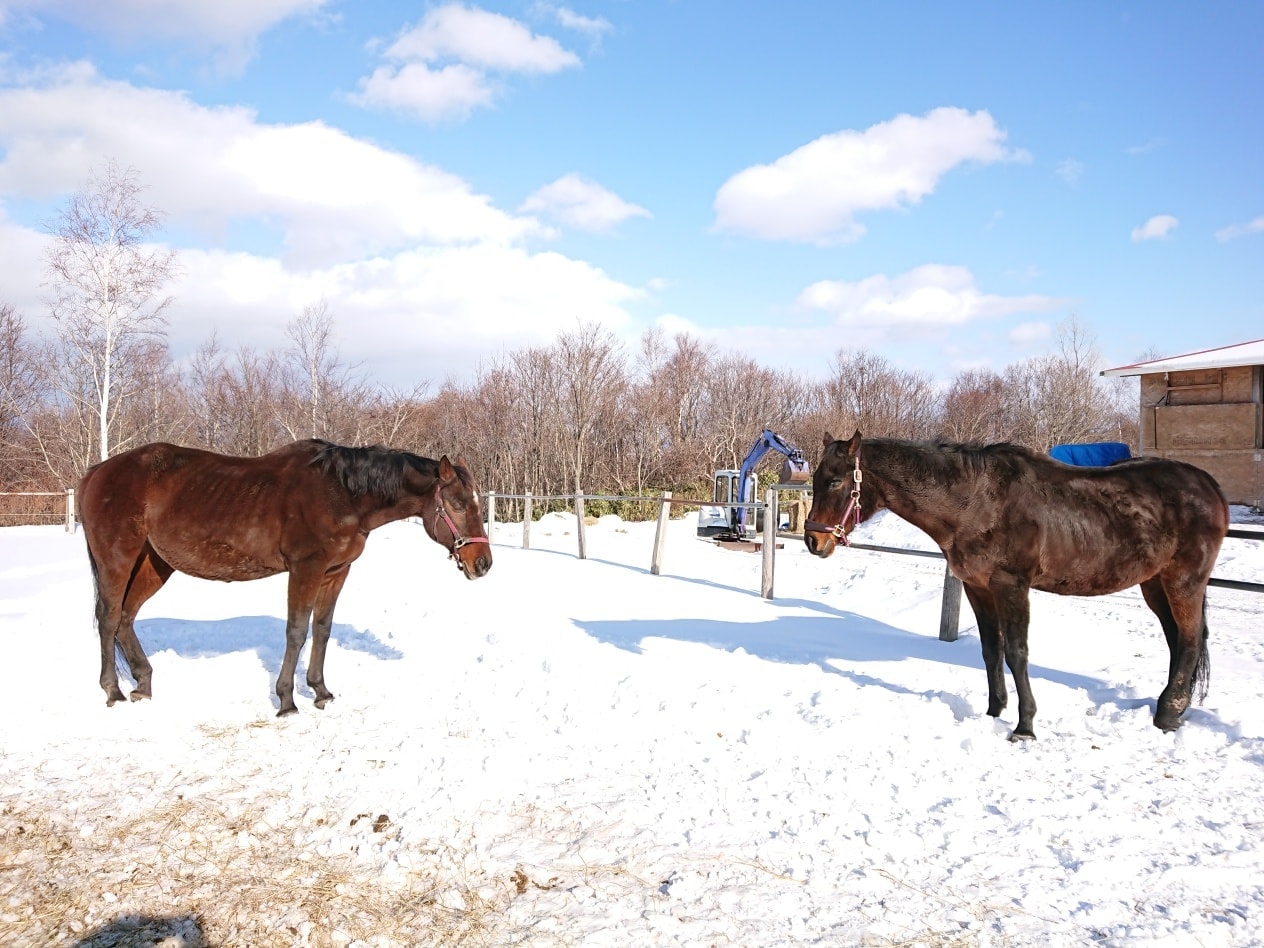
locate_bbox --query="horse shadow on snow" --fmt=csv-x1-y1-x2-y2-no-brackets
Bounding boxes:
132,615,403,701
575,585,1155,725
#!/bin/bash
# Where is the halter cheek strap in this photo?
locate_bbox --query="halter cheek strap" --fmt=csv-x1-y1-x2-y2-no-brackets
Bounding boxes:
804,457,863,546
433,484,489,565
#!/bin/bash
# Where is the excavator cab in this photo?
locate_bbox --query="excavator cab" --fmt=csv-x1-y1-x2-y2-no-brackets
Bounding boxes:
697,469,757,539
697,429,811,541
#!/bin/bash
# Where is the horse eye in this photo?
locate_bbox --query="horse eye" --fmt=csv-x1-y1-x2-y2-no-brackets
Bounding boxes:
829,478,844,490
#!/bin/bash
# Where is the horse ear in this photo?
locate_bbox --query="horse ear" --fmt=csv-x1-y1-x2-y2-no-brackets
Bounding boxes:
822,431,834,449
846,431,863,456
438,455,456,482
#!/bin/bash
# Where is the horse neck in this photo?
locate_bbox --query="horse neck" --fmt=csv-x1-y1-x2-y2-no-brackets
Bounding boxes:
359,467,440,532
865,440,966,546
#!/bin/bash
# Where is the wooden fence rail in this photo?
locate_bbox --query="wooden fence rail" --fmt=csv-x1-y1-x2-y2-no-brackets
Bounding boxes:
486,488,1264,644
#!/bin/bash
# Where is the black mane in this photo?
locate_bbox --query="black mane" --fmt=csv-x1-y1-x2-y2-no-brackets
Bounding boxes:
866,437,1033,482
310,441,435,501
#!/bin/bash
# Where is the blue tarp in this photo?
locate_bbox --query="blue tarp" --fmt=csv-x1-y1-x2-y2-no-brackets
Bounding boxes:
1049,442,1132,466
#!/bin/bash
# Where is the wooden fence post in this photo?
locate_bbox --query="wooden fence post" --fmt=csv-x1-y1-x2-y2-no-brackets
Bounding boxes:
486,490,496,544
523,492,532,549
939,564,963,642
761,488,776,599
575,492,587,560
65,488,75,533
650,490,672,575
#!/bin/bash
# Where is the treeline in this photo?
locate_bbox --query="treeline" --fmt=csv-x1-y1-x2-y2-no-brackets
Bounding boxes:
0,302,1136,503
0,161,1137,514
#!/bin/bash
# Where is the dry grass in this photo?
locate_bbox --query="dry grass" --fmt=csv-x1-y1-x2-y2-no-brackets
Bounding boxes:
0,794,522,947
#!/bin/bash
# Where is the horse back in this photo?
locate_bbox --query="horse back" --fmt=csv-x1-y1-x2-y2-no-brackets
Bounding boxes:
79,441,355,581
1016,452,1228,594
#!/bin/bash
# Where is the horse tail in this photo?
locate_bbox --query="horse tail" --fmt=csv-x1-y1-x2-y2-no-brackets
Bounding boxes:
83,538,107,632
1194,598,1211,705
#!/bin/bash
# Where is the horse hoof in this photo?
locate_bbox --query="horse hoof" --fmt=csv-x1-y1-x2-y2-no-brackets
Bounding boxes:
129,691,151,702
1153,715,1183,732
1007,729,1036,743
314,696,334,710
276,706,298,718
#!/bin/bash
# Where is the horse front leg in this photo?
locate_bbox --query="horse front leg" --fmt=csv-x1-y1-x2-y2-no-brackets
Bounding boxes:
991,576,1037,741
307,566,351,710
276,570,319,717
962,584,1007,717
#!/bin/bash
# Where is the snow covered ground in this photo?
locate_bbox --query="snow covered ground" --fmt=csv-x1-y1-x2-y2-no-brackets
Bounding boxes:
1,505,1263,947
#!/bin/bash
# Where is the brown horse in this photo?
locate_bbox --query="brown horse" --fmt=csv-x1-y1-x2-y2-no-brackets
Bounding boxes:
78,439,492,716
805,431,1228,740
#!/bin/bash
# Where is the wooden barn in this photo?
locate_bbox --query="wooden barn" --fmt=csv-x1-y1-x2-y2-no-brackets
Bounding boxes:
1102,339,1264,508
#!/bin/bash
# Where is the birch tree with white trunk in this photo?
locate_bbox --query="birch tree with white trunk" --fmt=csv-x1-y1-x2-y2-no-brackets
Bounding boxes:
43,160,177,463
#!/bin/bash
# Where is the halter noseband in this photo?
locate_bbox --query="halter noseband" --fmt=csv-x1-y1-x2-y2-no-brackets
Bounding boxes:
433,482,489,568
804,455,863,546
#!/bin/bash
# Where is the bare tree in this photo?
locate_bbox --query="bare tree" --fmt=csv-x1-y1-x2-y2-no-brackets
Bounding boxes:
939,368,1008,444
820,349,939,441
0,303,48,486
43,160,178,462
999,316,1119,451
555,323,626,492
277,300,369,443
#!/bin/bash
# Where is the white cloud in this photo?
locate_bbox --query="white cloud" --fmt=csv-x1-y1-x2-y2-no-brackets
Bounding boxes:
0,66,645,387
0,63,540,266
1008,321,1051,346
1055,158,1084,187
545,5,613,39
520,173,650,233
1215,216,1264,243
712,107,1029,245
157,243,640,384
0,0,329,72
797,264,1066,331
353,62,494,123
1131,214,1178,242
353,4,579,122
384,4,578,72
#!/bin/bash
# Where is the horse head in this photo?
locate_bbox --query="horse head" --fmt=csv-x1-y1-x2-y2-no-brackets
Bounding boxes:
804,430,869,558
431,455,493,580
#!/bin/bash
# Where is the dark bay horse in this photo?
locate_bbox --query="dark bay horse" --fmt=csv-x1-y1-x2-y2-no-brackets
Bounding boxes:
78,439,492,716
805,431,1228,740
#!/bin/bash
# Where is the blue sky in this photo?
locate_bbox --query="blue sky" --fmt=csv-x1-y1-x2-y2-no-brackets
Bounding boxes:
0,1,1260,389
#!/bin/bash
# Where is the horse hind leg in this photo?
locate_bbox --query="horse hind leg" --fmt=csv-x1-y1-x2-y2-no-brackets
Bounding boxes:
1141,576,1210,732
114,544,174,701
90,553,129,706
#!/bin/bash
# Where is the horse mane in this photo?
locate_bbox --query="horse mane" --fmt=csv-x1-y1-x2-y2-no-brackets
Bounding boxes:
867,437,1036,483
309,441,437,502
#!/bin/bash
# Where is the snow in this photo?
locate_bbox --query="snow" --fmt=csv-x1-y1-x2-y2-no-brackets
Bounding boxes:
2,506,1264,946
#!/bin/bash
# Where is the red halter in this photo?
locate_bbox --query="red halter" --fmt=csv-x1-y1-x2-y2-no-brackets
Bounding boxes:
433,483,489,566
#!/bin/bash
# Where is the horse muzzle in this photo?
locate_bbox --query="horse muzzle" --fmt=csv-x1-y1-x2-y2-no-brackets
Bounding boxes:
804,529,838,558
451,537,492,579
804,519,851,558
